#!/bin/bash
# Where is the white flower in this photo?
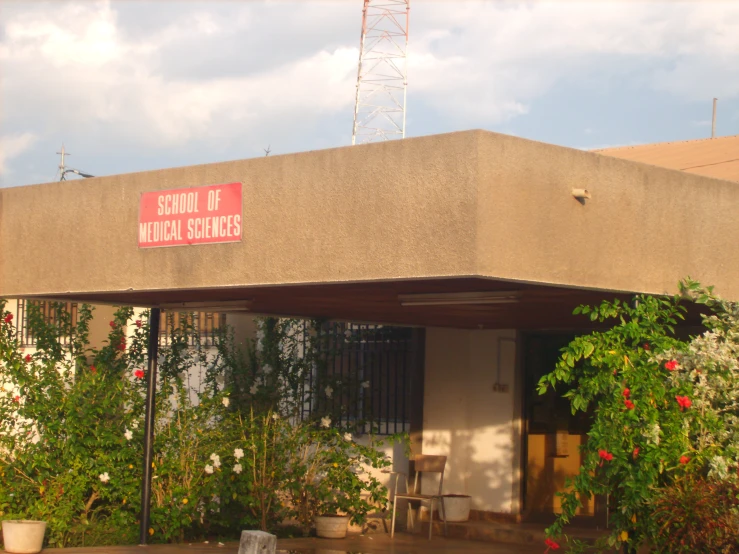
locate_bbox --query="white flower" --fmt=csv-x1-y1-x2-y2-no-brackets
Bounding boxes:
709,455,729,480
262,364,273,375
233,463,243,475
361,381,370,389
222,397,230,408
204,464,214,474
271,413,279,420
320,416,331,428
131,420,139,429
99,472,110,483
234,448,244,460
210,453,221,468
344,432,352,442
124,429,133,441
325,386,333,399
192,414,198,420
250,383,259,395
344,329,352,339
2,382,14,392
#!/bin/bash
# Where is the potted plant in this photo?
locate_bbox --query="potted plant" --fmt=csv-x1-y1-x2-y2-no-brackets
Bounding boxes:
285,420,396,538
1,520,47,554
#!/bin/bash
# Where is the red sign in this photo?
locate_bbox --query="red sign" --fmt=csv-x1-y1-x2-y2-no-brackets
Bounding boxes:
138,182,242,248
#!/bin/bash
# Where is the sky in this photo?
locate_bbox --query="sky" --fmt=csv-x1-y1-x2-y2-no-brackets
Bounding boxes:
1,0,738,187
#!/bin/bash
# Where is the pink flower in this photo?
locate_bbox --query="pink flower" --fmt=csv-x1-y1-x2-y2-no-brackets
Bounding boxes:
676,396,692,411
624,399,635,410
109,321,116,328
679,455,690,465
134,369,145,379
665,360,679,371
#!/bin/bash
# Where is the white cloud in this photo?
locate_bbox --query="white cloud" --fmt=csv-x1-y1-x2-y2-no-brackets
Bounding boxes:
0,133,37,175
1,1,739,185
410,1,739,123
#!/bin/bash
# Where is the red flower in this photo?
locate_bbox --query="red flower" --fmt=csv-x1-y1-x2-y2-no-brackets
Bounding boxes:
117,338,126,351
676,395,692,411
134,369,145,379
633,447,640,459
90,365,97,374
136,320,143,328
3,313,13,324
643,343,650,351
679,455,690,465
624,399,635,410
24,354,32,363
109,321,116,328
545,538,560,551
12,395,20,403
622,388,631,398
598,449,613,461
665,360,679,371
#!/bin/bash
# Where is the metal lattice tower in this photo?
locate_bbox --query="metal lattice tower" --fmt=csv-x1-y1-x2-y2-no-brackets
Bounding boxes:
352,0,410,145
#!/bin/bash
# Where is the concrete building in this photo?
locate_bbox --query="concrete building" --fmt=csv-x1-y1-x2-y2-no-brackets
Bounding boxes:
2,130,738,526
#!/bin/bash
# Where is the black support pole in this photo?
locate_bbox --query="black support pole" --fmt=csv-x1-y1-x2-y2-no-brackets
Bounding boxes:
139,307,160,545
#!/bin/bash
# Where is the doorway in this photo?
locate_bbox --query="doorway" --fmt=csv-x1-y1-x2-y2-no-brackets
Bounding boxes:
522,334,606,526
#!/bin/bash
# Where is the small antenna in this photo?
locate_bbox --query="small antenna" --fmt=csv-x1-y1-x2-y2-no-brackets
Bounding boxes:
56,144,70,180
56,144,95,180
711,98,718,139
263,145,271,157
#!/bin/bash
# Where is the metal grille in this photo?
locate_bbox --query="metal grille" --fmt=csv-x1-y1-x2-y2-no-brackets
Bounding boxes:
15,300,78,347
158,311,227,347
302,321,413,435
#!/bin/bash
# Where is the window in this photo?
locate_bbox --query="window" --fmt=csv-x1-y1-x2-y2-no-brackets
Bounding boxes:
15,300,78,347
302,322,415,435
158,311,227,347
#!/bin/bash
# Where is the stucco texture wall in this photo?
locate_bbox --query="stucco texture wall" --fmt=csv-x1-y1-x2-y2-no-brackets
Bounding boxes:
2,130,739,302
422,327,520,514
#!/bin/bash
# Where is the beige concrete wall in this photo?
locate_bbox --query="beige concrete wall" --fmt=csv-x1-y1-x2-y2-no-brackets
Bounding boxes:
475,132,739,297
422,327,520,514
3,130,739,302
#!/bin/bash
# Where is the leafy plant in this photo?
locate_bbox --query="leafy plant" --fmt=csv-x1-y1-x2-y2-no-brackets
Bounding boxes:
538,280,739,553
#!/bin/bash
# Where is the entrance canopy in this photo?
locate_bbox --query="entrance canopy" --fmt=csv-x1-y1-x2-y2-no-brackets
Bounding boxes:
2,130,737,329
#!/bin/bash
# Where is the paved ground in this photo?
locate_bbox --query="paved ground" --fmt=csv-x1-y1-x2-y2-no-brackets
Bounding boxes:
47,532,546,554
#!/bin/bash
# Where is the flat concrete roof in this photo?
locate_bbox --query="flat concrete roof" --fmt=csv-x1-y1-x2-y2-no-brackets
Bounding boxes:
1,130,736,328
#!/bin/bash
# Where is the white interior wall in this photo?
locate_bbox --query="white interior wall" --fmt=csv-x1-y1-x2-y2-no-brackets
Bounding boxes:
422,327,520,514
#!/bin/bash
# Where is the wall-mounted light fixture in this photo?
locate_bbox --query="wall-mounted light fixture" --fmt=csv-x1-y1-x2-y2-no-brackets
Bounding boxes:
572,188,591,202
398,291,521,307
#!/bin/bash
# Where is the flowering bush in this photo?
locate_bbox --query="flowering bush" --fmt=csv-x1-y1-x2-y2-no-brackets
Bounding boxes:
539,280,739,552
1,303,404,545
0,302,143,546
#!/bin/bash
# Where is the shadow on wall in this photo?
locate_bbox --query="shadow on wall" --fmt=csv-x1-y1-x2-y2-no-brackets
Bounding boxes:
421,424,516,514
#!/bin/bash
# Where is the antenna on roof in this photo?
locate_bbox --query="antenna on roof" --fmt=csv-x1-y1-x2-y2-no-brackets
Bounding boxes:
56,144,95,180
712,98,718,139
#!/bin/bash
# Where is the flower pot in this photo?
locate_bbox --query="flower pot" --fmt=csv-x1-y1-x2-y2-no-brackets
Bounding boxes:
442,494,471,522
314,515,350,539
2,520,47,554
